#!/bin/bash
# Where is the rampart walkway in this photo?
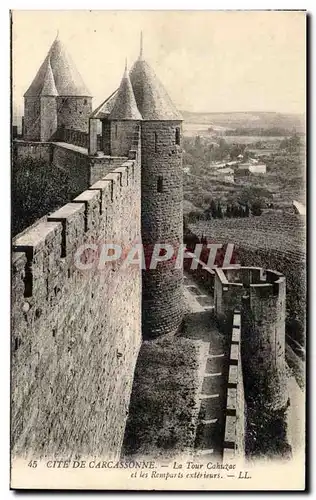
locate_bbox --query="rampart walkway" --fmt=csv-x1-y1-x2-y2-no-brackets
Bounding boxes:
182,274,230,459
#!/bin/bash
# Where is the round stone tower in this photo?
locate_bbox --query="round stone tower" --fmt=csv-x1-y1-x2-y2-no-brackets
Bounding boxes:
241,268,287,410
214,266,287,410
24,33,92,139
130,39,184,340
49,36,92,132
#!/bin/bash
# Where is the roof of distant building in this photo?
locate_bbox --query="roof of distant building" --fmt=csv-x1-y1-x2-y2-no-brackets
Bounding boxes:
24,34,92,98
214,167,234,175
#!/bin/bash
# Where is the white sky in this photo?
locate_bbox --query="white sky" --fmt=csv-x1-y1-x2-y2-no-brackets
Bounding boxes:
12,10,306,114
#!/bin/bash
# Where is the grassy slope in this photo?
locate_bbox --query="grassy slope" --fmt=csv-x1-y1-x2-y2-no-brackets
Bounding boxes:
122,336,208,460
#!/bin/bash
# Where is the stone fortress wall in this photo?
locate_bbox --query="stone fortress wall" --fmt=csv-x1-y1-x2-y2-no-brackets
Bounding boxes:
11,141,142,459
12,139,130,230
184,257,287,459
223,310,245,462
215,266,287,411
11,32,294,463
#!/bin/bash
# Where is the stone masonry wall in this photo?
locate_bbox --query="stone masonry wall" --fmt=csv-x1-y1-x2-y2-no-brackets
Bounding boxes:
141,121,183,339
13,141,132,240
13,141,52,163
214,269,244,332
237,246,305,334
241,279,287,410
14,141,127,197
24,97,41,141
11,156,142,459
223,312,245,462
89,156,128,185
40,97,58,142
57,96,92,133
215,267,287,411
51,144,90,195
102,120,111,155
110,121,139,157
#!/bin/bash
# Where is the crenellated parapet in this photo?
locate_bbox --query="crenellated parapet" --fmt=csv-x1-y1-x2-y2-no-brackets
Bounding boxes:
223,311,245,462
11,148,142,459
13,159,139,303
214,266,287,410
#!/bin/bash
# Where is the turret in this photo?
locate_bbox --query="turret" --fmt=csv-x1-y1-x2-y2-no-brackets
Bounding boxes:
90,35,184,339
107,61,142,156
130,35,184,339
214,266,287,410
39,58,58,141
24,33,92,141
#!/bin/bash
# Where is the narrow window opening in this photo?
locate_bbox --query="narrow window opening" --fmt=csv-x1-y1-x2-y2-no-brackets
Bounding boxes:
157,176,164,193
175,127,181,146
115,124,118,139
154,132,158,152
84,99,87,105
14,337,21,351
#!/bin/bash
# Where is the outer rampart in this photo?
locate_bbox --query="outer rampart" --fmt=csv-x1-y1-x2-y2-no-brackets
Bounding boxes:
11,155,142,459
223,311,245,461
215,267,287,410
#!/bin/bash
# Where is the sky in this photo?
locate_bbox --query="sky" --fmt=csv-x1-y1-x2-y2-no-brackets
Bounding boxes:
12,10,306,115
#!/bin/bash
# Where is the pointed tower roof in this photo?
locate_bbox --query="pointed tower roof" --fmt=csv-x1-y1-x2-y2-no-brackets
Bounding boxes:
129,33,182,121
24,35,92,97
40,58,58,96
109,62,142,120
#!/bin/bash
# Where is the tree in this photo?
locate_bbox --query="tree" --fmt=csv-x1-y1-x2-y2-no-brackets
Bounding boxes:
245,202,250,217
251,201,263,216
217,202,223,218
231,204,238,218
204,207,211,220
194,135,202,149
230,143,246,160
226,204,231,218
210,199,217,218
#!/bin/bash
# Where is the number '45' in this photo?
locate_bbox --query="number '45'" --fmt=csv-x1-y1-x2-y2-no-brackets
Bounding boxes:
28,460,37,468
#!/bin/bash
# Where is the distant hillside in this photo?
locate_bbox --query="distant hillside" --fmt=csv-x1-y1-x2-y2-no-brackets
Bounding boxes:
180,111,305,133
12,104,305,136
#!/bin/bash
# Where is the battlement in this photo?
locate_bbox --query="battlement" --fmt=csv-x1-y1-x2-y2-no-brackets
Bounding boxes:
215,266,285,297
11,146,142,459
223,310,245,462
213,266,287,411
183,251,215,291
13,158,138,303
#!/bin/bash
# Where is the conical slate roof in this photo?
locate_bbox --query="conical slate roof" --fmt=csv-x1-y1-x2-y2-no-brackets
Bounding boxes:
109,65,142,120
40,58,58,96
90,89,118,119
129,56,182,121
24,36,91,97
91,36,182,122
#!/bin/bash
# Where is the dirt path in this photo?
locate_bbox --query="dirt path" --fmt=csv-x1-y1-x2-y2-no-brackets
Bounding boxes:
182,274,230,460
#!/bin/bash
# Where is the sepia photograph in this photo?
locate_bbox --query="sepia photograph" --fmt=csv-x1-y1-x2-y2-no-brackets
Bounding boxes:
10,9,306,490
